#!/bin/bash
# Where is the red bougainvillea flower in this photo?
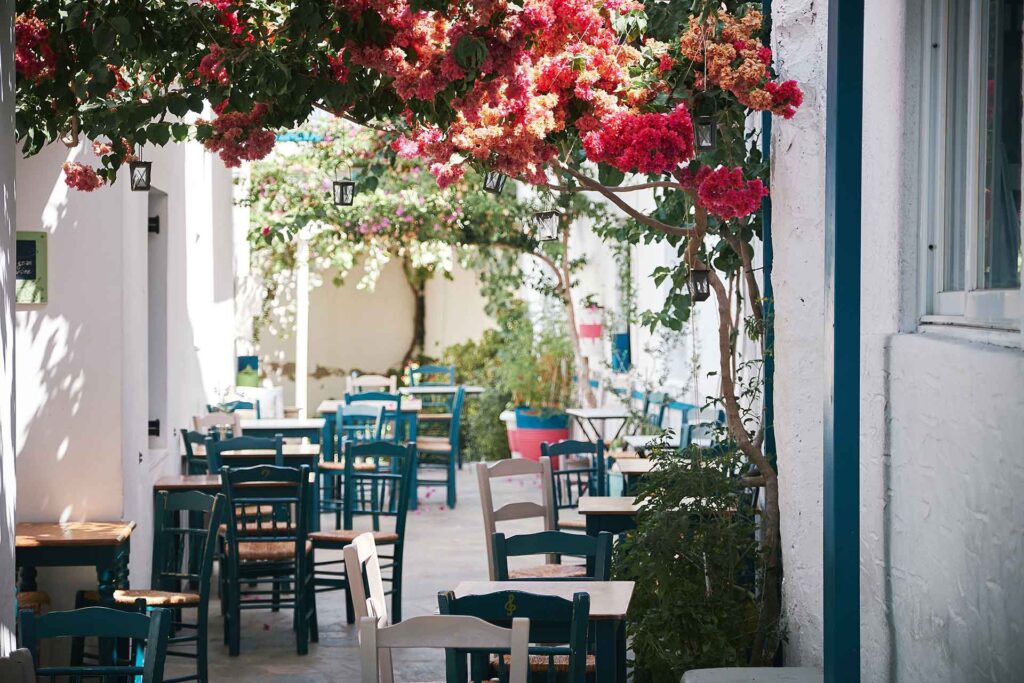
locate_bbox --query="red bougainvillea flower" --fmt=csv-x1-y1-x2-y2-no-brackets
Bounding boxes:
15,12,55,81
62,162,104,192
198,44,230,85
582,104,695,175
696,166,768,220
764,79,804,119
328,53,349,84
198,104,276,167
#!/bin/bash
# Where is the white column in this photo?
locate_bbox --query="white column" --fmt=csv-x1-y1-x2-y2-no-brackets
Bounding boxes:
0,0,17,654
294,235,309,418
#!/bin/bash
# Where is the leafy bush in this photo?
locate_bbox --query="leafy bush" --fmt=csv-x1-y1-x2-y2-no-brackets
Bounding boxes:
614,444,761,679
493,307,574,412
443,330,511,462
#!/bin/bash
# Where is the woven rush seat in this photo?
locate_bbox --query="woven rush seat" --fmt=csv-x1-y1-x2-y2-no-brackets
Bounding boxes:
229,540,312,562
508,563,587,579
16,591,50,614
320,460,378,472
415,436,453,453
557,517,587,530
218,521,293,536
81,589,200,607
492,653,596,673
417,412,452,422
309,529,399,546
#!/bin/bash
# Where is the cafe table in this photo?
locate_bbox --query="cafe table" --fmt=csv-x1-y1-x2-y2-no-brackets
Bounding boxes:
565,407,631,444
240,416,326,454
16,522,135,606
398,384,485,396
454,580,634,683
617,458,656,493
578,496,640,536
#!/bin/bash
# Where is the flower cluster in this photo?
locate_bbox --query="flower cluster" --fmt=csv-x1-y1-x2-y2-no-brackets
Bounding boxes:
198,104,276,167
15,12,55,81
581,104,695,175
62,162,104,192
695,166,767,220
92,138,137,161
680,10,803,119
198,44,230,85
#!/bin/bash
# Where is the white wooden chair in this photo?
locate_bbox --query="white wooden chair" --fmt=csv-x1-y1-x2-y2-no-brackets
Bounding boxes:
0,648,35,683
192,411,241,437
477,458,586,580
347,374,398,394
359,613,529,683
345,533,394,676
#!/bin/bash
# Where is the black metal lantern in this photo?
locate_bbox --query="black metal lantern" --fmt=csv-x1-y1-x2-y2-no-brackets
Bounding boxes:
695,116,716,153
532,209,562,241
483,170,508,194
332,179,355,206
129,160,152,192
687,265,711,302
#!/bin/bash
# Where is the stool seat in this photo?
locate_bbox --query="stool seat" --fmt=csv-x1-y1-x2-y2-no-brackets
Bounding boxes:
309,529,400,547
16,591,50,615
493,653,596,673
418,413,452,422
320,460,378,472
557,517,587,530
416,437,453,453
231,540,312,562
508,563,587,579
81,589,201,608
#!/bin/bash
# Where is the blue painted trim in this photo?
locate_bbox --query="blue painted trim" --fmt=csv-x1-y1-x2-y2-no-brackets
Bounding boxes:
824,0,863,679
762,0,777,472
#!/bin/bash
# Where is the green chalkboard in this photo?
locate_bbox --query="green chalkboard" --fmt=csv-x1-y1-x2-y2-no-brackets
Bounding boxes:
15,231,47,304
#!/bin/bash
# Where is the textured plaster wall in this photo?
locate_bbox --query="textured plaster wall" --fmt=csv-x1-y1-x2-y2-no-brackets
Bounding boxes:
770,0,828,666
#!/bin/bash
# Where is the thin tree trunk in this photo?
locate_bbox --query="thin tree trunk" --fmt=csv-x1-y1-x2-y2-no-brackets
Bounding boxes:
401,257,426,367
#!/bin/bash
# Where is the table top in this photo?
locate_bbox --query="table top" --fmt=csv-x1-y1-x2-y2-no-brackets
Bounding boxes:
154,473,315,491
578,496,640,516
317,398,423,415
454,581,634,620
623,433,680,449
617,459,656,475
240,418,325,430
191,443,321,458
16,522,136,548
565,407,631,420
399,385,485,395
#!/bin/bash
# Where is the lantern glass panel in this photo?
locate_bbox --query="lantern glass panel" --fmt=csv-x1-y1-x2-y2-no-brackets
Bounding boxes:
333,180,355,206
483,171,507,194
688,268,711,302
129,161,152,192
534,210,560,241
695,117,716,152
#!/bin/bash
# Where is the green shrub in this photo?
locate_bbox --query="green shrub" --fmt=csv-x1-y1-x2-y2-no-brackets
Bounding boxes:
442,330,511,462
614,444,761,679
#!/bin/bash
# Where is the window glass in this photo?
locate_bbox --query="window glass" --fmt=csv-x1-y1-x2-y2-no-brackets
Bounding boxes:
981,0,1022,290
944,0,972,291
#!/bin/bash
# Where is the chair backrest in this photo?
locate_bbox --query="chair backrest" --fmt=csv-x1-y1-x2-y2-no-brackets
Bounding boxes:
337,403,385,449
220,465,311,574
192,411,241,438
359,614,529,683
0,648,35,683
345,534,395,678
205,434,284,471
476,458,556,580
444,386,466,441
347,373,398,394
152,491,226,607
540,439,607,512
343,441,416,531
643,391,669,429
493,530,614,581
181,429,209,473
345,392,403,442
438,590,590,683
19,606,171,683
407,364,456,386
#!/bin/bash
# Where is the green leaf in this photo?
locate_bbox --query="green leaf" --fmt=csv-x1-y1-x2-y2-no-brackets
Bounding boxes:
598,164,625,187
147,123,171,146
171,123,190,141
168,97,190,117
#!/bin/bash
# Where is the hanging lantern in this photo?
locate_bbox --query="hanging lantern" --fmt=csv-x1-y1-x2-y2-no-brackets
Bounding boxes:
687,265,711,302
532,209,562,241
332,179,355,206
695,116,716,152
129,160,152,192
483,171,507,194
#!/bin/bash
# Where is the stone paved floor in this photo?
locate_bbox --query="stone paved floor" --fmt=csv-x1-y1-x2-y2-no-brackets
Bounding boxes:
166,465,574,682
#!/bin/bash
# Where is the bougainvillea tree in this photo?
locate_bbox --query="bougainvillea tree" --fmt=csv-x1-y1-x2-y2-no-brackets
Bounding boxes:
16,0,801,664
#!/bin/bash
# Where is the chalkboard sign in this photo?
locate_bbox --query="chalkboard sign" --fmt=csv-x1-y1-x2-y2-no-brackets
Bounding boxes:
15,231,47,304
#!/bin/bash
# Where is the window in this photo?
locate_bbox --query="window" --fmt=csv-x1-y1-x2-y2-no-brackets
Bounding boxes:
923,0,1022,328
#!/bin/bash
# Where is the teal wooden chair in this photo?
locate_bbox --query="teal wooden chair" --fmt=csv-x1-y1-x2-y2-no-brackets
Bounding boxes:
438,590,591,683
539,440,607,530
207,400,261,418
492,531,613,581
321,403,385,525
413,386,465,510
75,491,225,682
204,434,283,471
408,364,457,430
219,464,317,656
641,391,668,431
181,430,209,475
19,606,172,683
311,440,415,624
345,390,411,442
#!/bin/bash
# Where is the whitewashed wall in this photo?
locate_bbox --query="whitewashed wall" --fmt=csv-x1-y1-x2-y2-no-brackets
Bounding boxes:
773,0,1024,679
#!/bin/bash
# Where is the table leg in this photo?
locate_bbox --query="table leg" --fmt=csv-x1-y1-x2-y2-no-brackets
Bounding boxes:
572,417,598,443
595,619,626,683
18,565,38,592
96,559,119,674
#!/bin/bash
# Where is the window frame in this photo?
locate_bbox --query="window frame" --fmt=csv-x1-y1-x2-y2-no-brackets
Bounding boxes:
919,0,1023,331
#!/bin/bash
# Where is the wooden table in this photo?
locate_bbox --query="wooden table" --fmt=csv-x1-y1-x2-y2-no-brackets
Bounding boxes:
399,385,485,396
578,496,640,536
240,417,326,454
16,522,135,606
617,458,656,493
565,407,631,444
623,433,680,452
454,580,634,683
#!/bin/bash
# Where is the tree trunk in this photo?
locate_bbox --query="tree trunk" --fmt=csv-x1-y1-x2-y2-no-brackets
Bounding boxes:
401,257,426,367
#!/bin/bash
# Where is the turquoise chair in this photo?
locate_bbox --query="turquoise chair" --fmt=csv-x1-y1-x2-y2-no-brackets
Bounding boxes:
640,391,668,431
320,403,384,525
181,429,209,475
539,440,607,530
345,391,411,442
492,530,613,581
204,434,283,471
76,491,225,683
408,364,457,431
311,440,415,624
438,589,591,683
19,606,172,683
412,386,465,509
220,464,317,656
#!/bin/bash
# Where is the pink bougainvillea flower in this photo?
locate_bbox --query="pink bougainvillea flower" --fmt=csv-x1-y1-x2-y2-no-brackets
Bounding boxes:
62,162,104,192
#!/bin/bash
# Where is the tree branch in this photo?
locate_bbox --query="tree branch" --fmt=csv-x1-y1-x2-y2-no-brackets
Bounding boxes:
723,231,764,322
